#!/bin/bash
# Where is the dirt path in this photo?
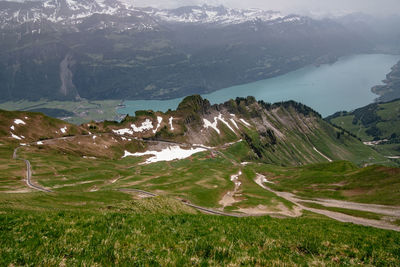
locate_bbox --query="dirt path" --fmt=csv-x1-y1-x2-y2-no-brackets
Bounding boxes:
118,188,247,217
13,147,52,193
301,198,400,217
255,174,400,232
219,170,242,209
312,147,332,162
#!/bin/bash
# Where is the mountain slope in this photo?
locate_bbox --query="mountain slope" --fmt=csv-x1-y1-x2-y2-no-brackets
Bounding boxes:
1,96,400,237
327,98,400,158
0,1,370,101
0,95,390,167
60,95,388,166
0,109,83,143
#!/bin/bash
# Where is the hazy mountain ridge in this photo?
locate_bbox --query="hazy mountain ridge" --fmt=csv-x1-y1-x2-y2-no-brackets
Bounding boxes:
0,0,295,29
1,95,389,166
0,0,371,102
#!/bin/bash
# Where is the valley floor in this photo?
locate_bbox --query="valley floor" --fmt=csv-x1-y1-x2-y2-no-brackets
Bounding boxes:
0,100,123,125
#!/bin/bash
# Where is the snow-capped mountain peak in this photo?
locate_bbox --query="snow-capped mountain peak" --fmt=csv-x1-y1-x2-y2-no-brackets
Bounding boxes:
0,0,303,32
148,5,285,25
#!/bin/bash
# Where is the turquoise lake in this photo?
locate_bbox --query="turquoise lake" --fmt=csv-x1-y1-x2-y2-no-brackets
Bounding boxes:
118,54,400,117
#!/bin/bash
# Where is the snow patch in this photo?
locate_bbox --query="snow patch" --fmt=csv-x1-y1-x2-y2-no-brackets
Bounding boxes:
92,135,97,140
153,116,163,134
113,128,133,135
122,146,207,164
10,125,15,131
11,133,22,140
217,114,236,133
230,119,239,129
60,126,67,134
239,119,251,127
36,141,44,145
83,156,97,159
132,119,154,132
113,119,155,135
169,117,174,131
203,113,237,134
203,118,220,134
14,119,26,125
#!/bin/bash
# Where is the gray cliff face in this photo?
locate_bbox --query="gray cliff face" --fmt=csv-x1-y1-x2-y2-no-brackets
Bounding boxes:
59,54,81,100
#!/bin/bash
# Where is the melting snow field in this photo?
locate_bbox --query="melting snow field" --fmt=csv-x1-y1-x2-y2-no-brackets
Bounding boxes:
230,119,239,129
122,146,207,164
203,113,239,134
113,128,133,135
169,117,174,130
14,119,26,125
203,118,220,134
217,114,236,133
132,119,153,132
113,119,155,135
153,116,163,134
11,133,23,140
239,118,251,126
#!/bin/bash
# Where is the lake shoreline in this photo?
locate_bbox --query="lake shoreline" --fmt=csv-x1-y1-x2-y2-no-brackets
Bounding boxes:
118,54,400,118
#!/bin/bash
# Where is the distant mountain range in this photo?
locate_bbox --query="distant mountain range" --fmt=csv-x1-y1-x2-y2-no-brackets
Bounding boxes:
0,0,377,101
0,0,297,27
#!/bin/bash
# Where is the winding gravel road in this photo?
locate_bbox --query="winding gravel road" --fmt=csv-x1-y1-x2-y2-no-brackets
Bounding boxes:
12,134,400,231
254,174,400,232
13,147,52,193
118,188,246,217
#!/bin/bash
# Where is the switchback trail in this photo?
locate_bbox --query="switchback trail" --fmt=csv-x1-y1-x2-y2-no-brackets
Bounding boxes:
13,147,52,193
254,174,400,232
118,188,246,217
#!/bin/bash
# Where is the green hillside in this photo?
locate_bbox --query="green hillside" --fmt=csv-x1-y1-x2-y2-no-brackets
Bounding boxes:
327,98,400,157
1,201,399,266
1,96,400,265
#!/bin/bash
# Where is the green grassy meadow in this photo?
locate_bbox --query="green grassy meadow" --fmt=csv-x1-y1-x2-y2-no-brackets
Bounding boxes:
256,161,400,206
2,144,400,265
1,205,400,266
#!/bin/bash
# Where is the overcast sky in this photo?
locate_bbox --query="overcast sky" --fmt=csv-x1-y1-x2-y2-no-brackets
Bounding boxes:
126,0,400,17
